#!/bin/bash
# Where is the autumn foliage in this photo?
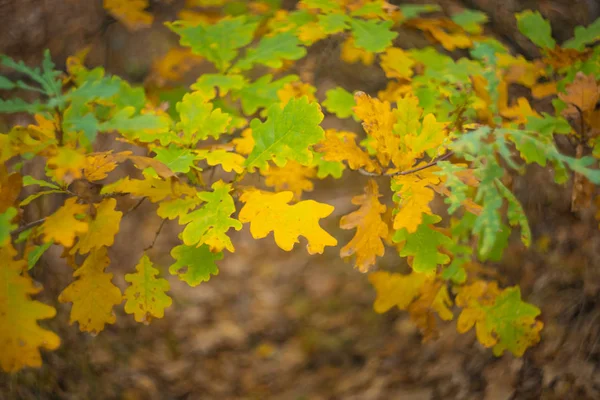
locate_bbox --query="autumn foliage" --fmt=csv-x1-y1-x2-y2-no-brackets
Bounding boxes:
1,0,600,373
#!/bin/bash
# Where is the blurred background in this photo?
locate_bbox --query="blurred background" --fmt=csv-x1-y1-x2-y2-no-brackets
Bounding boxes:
1,0,600,399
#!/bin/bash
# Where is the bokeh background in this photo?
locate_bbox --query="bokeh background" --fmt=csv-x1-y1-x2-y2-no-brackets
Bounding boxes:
1,1,600,399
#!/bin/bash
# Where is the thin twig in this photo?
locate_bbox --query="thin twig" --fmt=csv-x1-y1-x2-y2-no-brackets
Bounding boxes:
123,197,146,217
144,219,166,251
358,151,454,177
11,218,46,236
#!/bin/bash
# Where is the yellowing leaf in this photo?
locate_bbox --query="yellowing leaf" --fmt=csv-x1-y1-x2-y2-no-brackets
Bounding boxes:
409,113,447,154
316,129,378,172
149,47,203,85
239,189,337,254
42,197,89,247
156,196,203,220
392,173,439,233
500,97,540,125
196,149,246,173
380,47,415,80
179,180,242,252
58,248,123,334
531,81,557,99
456,281,543,357
0,166,22,213
409,18,471,51
277,81,317,106
0,244,60,372
354,91,402,167
124,254,172,323
340,180,388,272
71,198,122,255
369,270,453,340
262,161,316,199
103,0,153,31
47,147,87,183
102,172,196,202
297,22,328,44
233,128,255,155
84,151,131,182
340,37,375,65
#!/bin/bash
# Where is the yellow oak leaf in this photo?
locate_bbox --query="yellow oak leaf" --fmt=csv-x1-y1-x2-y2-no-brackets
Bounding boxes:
196,149,246,173
377,80,412,102
0,244,60,372
340,37,375,65
369,270,454,341
392,172,440,233
472,75,509,124
239,189,337,254
261,161,316,199
42,197,89,247
233,128,255,155
497,54,544,88
102,172,196,202
297,22,328,45
316,129,379,172
408,113,448,154
354,91,403,167
47,146,87,183
369,270,431,312
340,180,388,272
103,0,153,31
71,198,122,255
409,18,471,51
156,196,203,220
277,82,317,106
380,47,415,79
500,97,540,125
59,247,122,334
149,48,204,85
124,254,172,323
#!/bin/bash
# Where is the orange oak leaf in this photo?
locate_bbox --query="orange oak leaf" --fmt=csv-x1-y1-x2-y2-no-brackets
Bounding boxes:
340,180,388,272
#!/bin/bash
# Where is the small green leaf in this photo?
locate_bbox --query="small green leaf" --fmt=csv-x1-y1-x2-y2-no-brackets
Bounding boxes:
27,242,52,270
563,17,600,50
235,31,306,71
451,9,488,34
516,10,556,49
153,145,196,173
169,244,223,286
0,76,15,90
398,4,441,20
22,176,61,190
245,97,325,171
349,19,397,53
323,87,355,119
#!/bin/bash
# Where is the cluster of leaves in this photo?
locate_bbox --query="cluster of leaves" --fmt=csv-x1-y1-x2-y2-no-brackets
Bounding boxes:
1,0,600,372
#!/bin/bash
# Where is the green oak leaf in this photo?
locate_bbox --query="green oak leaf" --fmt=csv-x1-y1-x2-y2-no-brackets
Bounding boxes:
516,10,556,49
152,145,196,173
563,17,600,50
349,19,397,53
245,97,325,171
167,16,258,72
190,74,247,100
323,87,355,119
393,214,452,274
124,254,172,323
234,74,299,115
235,31,306,71
179,180,242,252
169,244,223,286
176,92,232,145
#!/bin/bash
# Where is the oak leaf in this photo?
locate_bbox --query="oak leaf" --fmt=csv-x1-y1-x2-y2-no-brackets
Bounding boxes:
58,247,123,334
316,129,378,172
179,180,242,252
340,180,388,272
169,244,223,286
124,254,172,323
380,47,415,80
261,161,316,199
42,197,89,247
392,172,439,233
103,0,153,31
0,244,60,372
71,198,122,255
239,189,337,254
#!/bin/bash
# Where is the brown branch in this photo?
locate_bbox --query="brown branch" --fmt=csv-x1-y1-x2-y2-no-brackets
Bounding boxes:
144,219,166,251
358,151,454,177
11,218,46,236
